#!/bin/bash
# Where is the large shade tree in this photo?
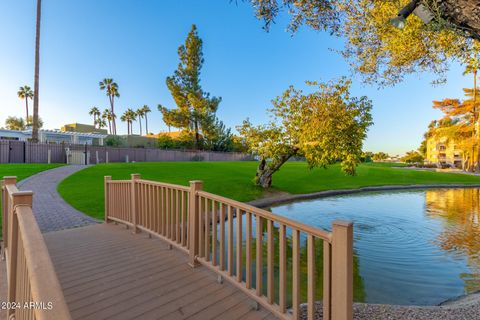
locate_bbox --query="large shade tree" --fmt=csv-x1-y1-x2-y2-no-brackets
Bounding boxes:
5,117,26,131
247,0,480,86
159,24,221,150
432,89,480,171
238,79,373,188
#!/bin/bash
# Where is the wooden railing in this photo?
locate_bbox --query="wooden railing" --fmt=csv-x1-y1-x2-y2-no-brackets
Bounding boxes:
105,175,353,320
1,177,71,320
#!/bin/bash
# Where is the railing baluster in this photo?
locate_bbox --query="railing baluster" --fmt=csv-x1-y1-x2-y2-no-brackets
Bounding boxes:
228,205,233,276
267,219,274,304
149,184,154,231
323,240,332,320
171,187,175,240
181,190,187,247
220,203,226,271
256,215,263,296
307,235,316,320
212,201,218,266
166,188,170,239
246,212,252,289
279,223,286,312
199,197,205,258
205,198,211,261
161,187,166,236
292,228,300,320
176,189,181,243
152,185,157,233
236,208,243,282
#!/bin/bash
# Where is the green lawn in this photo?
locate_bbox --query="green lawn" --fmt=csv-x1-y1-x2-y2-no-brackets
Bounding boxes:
0,164,64,238
58,161,480,220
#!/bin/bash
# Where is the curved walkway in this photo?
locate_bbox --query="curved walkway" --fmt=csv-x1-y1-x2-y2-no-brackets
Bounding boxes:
18,165,98,233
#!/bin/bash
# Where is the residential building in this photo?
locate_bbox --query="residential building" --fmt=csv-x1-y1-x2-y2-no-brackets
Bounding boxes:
61,123,108,135
0,128,107,145
426,136,462,168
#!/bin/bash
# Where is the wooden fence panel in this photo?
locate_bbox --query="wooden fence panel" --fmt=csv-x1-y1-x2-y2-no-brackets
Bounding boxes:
0,141,9,163
0,139,253,164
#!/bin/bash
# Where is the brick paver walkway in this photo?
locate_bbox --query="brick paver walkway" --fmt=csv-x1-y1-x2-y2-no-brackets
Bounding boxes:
18,165,99,233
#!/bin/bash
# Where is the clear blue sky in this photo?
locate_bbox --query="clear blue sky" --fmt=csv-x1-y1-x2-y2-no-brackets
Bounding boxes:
0,0,473,155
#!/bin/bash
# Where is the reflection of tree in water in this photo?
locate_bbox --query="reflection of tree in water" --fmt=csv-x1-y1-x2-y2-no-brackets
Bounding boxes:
426,188,480,293
222,217,365,307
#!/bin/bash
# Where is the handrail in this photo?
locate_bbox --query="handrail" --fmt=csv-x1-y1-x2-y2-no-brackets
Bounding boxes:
104,175,353,320
1,177,72,320
196,190,332,242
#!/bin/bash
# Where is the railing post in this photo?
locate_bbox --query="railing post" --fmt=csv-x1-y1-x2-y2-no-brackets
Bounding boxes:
2,177,17,258
104,176,111,223
7,190,33,319
131,174,141,234
188,180,203,268
331,220,353,320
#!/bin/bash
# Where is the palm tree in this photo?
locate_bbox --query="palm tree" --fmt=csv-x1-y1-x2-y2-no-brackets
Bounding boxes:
141,105,151,134
99,78,120,135
121,109,136,135
102,109,113,134
89,107,101,128
32,0,42,142
136,108,145,136
96,118,107,130
17,85,33,125
128,109,137,135
120,113,128,135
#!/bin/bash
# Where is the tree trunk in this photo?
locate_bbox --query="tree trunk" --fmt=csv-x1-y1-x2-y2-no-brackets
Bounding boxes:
473,70,480,172
194,119,200,150
255,154,294,188
111,97,116,135
139,117,142,136
434,0,480,40
32,0,41,142
25,99,29,125
145,115,148,135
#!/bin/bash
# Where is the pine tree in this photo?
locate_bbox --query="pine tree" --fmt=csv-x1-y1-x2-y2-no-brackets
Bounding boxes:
158,24,221,150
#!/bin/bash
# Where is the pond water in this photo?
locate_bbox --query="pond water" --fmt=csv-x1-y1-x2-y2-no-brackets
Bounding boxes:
268,188,480,305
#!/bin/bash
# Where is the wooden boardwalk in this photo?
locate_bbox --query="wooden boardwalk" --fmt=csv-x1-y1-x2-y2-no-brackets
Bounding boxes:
43,223,277,320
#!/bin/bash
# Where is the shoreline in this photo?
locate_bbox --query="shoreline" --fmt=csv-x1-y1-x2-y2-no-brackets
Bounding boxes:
248,183,480,208
299,292,480,320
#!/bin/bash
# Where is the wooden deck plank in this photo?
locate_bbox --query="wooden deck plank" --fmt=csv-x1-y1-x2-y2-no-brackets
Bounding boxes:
186,291,249,320
44,223,276,320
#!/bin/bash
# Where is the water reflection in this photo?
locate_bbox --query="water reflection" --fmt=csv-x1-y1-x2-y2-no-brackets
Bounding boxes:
426,189,480,294
269,188,480,305
220,214,365,308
